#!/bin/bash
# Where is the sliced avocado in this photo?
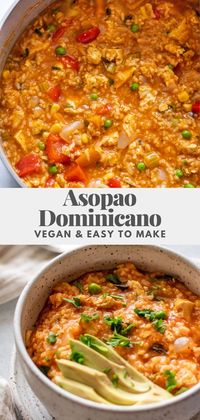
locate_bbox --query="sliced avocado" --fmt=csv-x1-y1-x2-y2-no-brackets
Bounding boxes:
83,334,149,384
78,335,172,401
54,375,110,404
56,359,141,405
69,338,148,394
56,359,172,405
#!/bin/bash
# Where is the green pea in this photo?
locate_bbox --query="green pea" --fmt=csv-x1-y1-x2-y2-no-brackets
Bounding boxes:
175,169,183,178
104,119,113,129
137,162,146,171
181,130,192,140
88,283,102,295
47,24,56,32
47,332,57,344
49,165,58,174
184,183,195,188
130,82,139,91
55,46,67,56
168,64,174,70
131,24,140,33
90,93,98,100
38,141,45,151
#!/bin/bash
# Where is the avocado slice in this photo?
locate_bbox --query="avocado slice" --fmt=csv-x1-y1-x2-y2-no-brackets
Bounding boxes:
69,338,149,394
56,359,146,405
54,375,110,404
76,335,172,401
82,334,149,383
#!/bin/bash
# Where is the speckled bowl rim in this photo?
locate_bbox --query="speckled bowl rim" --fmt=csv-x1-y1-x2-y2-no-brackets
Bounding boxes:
14,245,200,414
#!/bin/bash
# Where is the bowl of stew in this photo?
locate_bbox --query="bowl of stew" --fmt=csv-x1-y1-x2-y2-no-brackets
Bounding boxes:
0,0,200,188
14,245,200,420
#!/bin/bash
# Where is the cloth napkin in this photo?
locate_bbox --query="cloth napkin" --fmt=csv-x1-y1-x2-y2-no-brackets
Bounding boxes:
0,245,71,305
0,378,16,420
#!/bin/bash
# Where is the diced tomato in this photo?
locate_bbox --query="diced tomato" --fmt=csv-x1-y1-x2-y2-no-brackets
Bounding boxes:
60,55,80,71
45,177,56,188
192,101,200,114
46,134,71,164
16,153,42,177
51,19,74,43
65,164,87,184
96,104,112,115
47,85,61,102
107,177,121,188
154,8,161,19
76,27,100,44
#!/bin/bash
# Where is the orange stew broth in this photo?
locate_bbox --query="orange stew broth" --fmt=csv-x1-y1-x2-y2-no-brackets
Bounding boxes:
0,0,200,188
26,263,200,394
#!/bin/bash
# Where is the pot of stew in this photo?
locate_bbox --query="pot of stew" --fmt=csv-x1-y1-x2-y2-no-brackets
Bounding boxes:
0,0,199,188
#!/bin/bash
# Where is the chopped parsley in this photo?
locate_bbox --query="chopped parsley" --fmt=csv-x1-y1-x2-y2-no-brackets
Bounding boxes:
134,309,167,334
70,351,85,364
164,370,177,393
111,373,119,387
80,313,99,322
73,280,83,292
152,319,166,334
104,316,123,333
175,387,189,395
80,335,108,355
106,273,129,290
63,297,82,308
103,367,111,374
106,333,131,348
104,316,135,336
134,309,166,321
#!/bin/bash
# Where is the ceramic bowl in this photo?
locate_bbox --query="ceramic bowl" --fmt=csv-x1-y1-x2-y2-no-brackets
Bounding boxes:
14,245,200,420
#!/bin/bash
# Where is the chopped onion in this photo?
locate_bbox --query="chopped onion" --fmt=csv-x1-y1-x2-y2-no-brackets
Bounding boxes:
60,120,84,140
118,130,131,149
158,169,167,180
174,337,190,352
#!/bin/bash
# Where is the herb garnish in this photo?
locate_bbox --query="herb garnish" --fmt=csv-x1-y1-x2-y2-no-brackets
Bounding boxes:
73,280,83,292
111,373,119,387
134,309,166,334
80,313,99,322
175,387,189,395
63,297,82,308
164,370,177,392
70,351,85,364
80,335,108,355
46,332,57,344
152,319,166,334
106,333,131,348
106,273,129,290
104,316,135,336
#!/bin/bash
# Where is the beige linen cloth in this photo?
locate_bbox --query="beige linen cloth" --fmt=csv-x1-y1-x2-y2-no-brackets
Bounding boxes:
0,245,68,419
0,245,68,305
